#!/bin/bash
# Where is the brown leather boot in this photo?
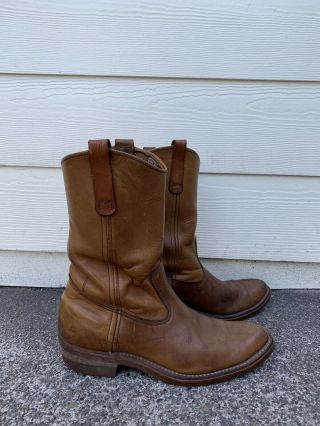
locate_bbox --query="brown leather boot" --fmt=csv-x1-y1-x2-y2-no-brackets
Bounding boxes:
145,140,271,320
58,139,273,386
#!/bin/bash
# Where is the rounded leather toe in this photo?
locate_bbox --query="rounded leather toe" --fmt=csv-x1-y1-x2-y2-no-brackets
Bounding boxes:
203,319,272,372
230,321,270,364
240,278,269,307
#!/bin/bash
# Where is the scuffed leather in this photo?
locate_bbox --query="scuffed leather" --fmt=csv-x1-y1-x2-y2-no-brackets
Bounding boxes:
152,146,269,316
152,147,203,282
59,281,111,351
62,150,168,321
172,268,268,315
59,145,271,375
116,264,269,374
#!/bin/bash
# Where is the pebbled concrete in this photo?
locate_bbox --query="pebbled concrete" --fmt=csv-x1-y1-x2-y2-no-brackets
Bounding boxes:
0,288,319,426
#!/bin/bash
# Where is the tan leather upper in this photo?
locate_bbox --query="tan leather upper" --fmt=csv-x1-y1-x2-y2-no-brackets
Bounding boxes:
151,142,269,316
59,141,270,374
151,144,203,283
62,146,167,321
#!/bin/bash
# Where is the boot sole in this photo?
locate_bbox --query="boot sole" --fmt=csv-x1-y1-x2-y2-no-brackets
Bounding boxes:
59,333,274,386
211,287,271,321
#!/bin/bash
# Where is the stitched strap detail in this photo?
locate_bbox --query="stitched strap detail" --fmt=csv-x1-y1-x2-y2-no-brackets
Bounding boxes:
169,140,187,194
88,139,116,216
114,139,134,154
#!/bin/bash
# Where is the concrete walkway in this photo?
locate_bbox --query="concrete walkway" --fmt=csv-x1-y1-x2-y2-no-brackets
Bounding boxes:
0,288,319,426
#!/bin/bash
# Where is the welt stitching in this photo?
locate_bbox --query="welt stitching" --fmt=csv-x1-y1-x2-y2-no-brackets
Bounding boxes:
109,338,272,377
62,334,271,378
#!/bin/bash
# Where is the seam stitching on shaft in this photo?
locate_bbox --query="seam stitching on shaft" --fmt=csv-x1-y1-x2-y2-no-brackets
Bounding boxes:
68,267,171,325
176,195,180,279
169,193,175,276
113,310,121,352
106,309,113,351
173,195,178,281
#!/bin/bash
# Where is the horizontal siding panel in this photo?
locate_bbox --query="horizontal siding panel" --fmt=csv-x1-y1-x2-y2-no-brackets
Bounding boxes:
1,75,320,175
1,166,320,262
198,175,320,262
0,167,67,252
1,0,320,80
1,251,320,289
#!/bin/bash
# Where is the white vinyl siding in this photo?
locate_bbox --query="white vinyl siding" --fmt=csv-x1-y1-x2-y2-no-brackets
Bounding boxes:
1,0,320,288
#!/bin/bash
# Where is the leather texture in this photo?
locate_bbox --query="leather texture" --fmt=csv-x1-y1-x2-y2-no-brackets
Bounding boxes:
150,142,270,317
114,139,135,154
169,140,186,194
88,139,116,216
59,140,272,378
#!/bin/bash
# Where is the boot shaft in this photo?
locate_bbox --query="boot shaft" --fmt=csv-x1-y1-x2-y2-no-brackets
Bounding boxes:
149,141,203,282
62,140,168,318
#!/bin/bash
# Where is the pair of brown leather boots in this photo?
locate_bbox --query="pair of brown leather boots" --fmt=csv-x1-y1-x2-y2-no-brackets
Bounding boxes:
59,139,273,386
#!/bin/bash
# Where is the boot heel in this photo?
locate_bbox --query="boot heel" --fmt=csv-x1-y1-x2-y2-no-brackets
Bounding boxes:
62,355,118,378
60,340,118,378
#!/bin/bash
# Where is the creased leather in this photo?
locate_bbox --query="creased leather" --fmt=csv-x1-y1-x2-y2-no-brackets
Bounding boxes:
59,143,271,375
62,149,168,321
151,144,269,316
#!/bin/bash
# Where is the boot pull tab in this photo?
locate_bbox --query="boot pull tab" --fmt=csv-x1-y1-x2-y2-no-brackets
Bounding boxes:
88,139,116,216
114,139,134,155
169,140,187,194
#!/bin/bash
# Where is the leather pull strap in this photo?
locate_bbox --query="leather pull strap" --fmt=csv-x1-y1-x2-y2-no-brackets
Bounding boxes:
169,140,187,194
114,139,134,155
88,139,116,216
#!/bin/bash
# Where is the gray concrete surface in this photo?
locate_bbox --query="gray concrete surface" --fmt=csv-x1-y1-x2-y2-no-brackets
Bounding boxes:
0,288,319,426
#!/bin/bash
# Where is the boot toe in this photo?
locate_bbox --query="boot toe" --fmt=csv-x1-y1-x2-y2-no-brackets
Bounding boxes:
243,322,269,357
230,321,270,366
206,319,272,373
222,278,270,316
244,278,269,307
